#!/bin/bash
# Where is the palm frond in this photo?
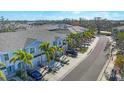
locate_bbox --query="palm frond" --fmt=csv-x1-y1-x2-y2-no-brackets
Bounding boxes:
10,49,33,67
27,60,33,67
0,62,6,67
0,70,7,81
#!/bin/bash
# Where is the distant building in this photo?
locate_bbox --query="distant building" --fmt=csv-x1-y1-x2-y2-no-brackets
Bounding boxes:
112,26,124,51
49,24,87,34
112,26,124,38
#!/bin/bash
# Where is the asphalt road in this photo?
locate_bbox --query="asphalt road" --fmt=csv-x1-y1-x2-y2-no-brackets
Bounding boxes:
62,36,109,81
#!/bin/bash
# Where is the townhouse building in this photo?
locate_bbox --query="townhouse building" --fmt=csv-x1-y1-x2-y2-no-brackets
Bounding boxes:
0,24,86,78
0,25,67,78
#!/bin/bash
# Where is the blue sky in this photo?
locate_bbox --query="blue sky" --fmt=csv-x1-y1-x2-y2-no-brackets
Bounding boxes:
0,11,124,20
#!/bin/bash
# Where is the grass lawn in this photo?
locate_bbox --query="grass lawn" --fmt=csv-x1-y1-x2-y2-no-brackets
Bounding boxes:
79,47,88,53
120,71,124,77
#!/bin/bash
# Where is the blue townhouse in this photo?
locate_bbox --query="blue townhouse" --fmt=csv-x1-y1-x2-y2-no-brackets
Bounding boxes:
0,27,67,78
0,38,67,78
0,24,86,78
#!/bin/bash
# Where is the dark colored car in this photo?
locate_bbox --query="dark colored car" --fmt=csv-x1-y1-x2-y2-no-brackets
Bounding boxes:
66,49,78,57
92,36,96,38
27,70,42,81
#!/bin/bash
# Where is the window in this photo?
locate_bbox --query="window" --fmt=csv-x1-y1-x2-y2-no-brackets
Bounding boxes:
59,41,61,45
37,61,41,65
18,62,23,69
7,66,11,73
30,48,35,54
63,39,66,45
113,29,117,32
23,49,26,52
7,65,15,73
53,41,57,45
3,54,9,61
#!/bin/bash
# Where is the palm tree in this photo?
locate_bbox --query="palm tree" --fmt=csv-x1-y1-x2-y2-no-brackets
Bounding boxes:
0,16,5,32
66,30,95,52
81,32,89,47
52,46,64,60
66,33,77,49
39,42,56,73
0,62,7,81
114,54,124,73
10,49,33,80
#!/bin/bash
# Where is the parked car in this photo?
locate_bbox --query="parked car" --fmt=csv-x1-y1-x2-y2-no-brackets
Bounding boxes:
85,43,91,46
92,36,96,38
66,49,78,57
27,70,42,81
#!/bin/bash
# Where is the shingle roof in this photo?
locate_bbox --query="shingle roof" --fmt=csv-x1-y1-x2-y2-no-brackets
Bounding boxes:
24,38,37,47
67,26,87,33
0,24,86,52
49,24,87,33
0,24,67,52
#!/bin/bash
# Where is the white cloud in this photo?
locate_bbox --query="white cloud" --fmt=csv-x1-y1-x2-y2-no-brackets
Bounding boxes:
90,12,111,19
72,11,81,14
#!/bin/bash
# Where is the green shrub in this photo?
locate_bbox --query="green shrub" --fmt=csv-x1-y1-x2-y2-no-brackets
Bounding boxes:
80,47,88,53
16,70,27,80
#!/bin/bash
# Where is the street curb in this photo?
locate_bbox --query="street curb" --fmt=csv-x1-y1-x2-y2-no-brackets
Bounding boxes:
97,58,110,81
97,51,117,81
97,37,114,81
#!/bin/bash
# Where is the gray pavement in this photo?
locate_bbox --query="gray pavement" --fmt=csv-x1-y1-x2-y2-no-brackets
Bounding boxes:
62,36,109,81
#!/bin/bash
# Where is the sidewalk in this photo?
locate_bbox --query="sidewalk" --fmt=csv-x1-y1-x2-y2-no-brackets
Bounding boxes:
100,49,122,81
100,54,117,81
42,37,99,81
98,36,118,81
